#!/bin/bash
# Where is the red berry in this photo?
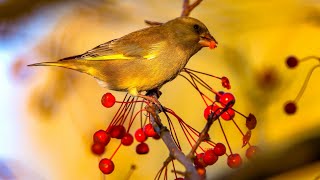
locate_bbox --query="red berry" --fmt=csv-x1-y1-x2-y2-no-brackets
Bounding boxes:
153,134,161,140
286,56,298,68
110,125,126,139
227,154,242,168
194,153,207,168
246,146,259,159
219,93,235,107
91,143,105,155
213,143,226,156
93,130,110,146
246,113,257,130
143,123,157,137
221,108,235,121
99,158,114,174
196,167,206,177
203,149,218,165
221,76,231,89
101,93,116,108
135,128,147,142
136,142,149,154
121,133,134,146
284,101,297,115
175,178,184,180
215,91,224,102
204,104,221,120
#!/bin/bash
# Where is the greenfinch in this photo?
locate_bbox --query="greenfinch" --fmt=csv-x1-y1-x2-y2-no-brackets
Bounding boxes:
29,17,217,96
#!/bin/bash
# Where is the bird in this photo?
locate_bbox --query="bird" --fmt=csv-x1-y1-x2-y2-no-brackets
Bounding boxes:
28,16,217,98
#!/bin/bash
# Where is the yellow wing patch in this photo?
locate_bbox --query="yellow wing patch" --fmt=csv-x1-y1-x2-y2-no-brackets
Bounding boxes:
83,41,165,61
143,41,166,60
84,54,133,61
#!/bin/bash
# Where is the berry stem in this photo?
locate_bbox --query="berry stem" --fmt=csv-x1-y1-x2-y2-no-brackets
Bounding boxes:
172,160,178,179
294,64,320,102
187,101,233,158
184,68,220,79
218,119,233,155
110,143,122,160
165,112,182,149
300,56,320,62
231,119,244,136
127,108,146,132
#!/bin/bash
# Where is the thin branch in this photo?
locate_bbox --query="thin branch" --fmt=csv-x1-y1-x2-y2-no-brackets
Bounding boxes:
145,0,203,26
181,0,204,17
145,91,201,180
187,100,235,158
144,20,163,26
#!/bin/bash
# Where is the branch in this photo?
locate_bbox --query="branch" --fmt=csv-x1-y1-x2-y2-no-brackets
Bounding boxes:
187,101,235,158
145,91,201,180
181,0,204,17
144,20,163,26
144,0,204,26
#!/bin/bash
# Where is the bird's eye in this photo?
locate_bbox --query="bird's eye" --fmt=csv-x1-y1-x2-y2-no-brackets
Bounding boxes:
193,24,200,30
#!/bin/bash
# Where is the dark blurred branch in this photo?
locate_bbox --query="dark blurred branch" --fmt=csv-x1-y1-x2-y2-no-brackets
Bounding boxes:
0,0,107,21
219,132,320,180
0,0,61,20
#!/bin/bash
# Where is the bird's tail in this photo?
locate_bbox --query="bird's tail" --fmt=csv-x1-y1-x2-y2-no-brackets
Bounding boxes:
28,60,87,73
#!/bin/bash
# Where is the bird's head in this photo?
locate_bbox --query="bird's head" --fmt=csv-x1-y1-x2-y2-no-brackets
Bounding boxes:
164,17,217,52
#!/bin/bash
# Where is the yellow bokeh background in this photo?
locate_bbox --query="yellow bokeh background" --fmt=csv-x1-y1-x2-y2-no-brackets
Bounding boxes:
1,0,320,179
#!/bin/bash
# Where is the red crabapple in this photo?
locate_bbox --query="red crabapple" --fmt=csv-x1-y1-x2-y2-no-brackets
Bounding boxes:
203,149,218,165
144,123,157,137
219,93,235,107
194,153,207,168
204,104,221,120
101,93,116,108
213,143,226,156
135,128,147,142
99,158,114,174
121,133,134,146
221,108,235,120
227,154,242,168
110,125,126,139
93,130,110,146
246,146,259,159
91,143,105,155
136,142,149,154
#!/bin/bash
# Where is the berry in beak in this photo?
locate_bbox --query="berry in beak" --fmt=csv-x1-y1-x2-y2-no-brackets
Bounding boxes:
199,33,218,49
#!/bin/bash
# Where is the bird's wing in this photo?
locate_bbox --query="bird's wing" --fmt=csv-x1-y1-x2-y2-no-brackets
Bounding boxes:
60,27,166,61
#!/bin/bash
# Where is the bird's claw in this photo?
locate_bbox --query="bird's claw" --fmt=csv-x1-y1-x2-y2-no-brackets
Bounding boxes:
138,94,162,111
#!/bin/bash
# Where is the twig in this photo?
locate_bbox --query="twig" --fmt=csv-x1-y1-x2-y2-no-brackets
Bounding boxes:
181,0,204,17
155,156,174,180
145,0,204,26
144,20,163,26
145,91,201,180
187,101,235,158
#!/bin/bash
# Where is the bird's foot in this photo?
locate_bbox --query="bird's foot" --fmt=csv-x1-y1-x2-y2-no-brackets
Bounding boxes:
138,94,162,111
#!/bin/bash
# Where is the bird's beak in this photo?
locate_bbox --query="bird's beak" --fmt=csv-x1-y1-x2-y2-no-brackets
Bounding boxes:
199,33,218,49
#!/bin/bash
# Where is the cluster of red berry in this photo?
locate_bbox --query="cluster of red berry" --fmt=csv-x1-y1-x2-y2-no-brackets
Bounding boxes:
200,91,258,169
92,93,162,175
176,68,259,178
91,68,259,178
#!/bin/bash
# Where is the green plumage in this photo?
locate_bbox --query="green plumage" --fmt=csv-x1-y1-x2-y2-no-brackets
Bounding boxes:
28,17,217,95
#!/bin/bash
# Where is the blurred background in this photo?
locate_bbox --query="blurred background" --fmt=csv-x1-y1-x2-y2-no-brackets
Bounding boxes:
1,0,320,179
